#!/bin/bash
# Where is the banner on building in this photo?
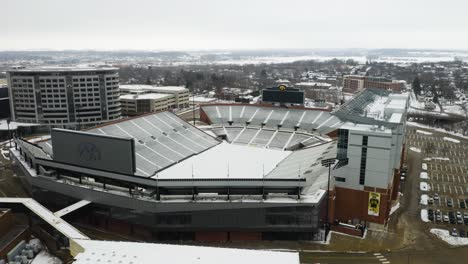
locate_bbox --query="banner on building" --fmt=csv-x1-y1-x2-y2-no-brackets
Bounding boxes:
368,192,381,216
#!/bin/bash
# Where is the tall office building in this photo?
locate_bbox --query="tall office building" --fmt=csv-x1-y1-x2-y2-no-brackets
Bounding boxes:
7,67,121,126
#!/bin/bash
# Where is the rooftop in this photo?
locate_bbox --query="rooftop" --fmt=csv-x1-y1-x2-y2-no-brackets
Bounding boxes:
120,84,189,92
332,88,408,128
8,66,118,73
120,93,173,100
74,239,299,264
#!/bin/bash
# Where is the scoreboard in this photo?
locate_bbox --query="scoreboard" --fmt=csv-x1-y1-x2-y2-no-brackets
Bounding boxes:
262,85,304,105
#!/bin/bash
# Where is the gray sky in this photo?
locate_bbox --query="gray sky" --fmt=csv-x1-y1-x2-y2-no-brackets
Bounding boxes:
2,0,468,50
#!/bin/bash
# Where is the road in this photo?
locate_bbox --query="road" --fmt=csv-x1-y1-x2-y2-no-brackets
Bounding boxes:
301,252,389,264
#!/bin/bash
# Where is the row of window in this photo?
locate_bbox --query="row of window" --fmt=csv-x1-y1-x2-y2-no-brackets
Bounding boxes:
359,136,368,185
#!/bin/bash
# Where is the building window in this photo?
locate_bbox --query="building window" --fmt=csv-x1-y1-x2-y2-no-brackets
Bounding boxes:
359,146,367,185
362,135,368,146
335,177,346,182
337,129,349,160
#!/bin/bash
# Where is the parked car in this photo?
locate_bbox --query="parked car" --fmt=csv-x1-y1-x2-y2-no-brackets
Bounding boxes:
449,212,456,224
461,201,466,209
428,197,434,205
436,210,442,221
444,214,450,223
451,228,458,237
460,229,466,238
428,209,434,221
447,199,453,207
434,193,440,200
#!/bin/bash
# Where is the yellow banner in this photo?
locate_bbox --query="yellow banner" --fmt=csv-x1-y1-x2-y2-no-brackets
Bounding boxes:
368,192,381,216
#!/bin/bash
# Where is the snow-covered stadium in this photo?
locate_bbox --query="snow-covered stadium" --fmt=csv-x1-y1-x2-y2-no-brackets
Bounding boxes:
10,87,408,241
11,103,340,241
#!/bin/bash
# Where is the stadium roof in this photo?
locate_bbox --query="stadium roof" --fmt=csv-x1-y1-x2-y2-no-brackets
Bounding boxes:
332,88,408,128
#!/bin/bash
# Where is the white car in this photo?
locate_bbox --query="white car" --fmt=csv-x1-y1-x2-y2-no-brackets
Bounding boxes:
443,215,450,222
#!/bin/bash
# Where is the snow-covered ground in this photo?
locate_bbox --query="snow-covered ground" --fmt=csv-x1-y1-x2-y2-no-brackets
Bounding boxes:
443,137,460,143
420,172,429,179
420,194,429,205
421,209,429,222
410,147,421,153
423,157,450,161
430,229,468,246
420,182,430,191
416,130,433,135
422,163,427,170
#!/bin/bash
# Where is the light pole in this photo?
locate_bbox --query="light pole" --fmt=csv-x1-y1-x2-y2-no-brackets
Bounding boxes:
192,92,196,126
321,158,336,242
6,118,11,148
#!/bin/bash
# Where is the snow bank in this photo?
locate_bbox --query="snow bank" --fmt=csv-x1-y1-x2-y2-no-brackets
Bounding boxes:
31,251,62,264
420,182,430,191
420,172,429,179
423,157,450,161
410,147,421,153
422,163,427,170
408,122,468,140
430,229,468,246
443,137,460,143
416,130,432,135
390,202,400,216
420,194,429,205
421,209,429,222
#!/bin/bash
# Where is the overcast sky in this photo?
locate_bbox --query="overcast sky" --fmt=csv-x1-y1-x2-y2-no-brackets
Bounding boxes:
2,0,468,51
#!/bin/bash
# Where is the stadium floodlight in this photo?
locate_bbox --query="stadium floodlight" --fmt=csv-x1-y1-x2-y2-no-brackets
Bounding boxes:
321,158,336,242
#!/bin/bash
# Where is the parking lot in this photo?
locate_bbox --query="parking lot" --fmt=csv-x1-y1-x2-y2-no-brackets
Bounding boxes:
406,128,468,237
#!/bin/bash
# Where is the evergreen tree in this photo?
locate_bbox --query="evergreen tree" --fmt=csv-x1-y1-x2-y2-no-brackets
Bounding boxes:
412,76,421,95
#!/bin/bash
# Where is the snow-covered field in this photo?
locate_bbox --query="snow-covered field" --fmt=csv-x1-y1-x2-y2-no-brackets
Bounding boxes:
430,229,468,246
443,137,461,144
420,194,429,205
422,163,427,170
420,172,429,179
421,209,429,222
410,147,421,153
420,182,430,191
416,130,432,135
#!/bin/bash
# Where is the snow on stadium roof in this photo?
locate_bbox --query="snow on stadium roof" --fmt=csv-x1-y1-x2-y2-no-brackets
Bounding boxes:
73,239,300,264
333,88,408,128
155,142,291,179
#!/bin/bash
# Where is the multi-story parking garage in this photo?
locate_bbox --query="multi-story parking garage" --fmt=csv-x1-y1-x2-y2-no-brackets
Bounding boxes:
7,67,121,127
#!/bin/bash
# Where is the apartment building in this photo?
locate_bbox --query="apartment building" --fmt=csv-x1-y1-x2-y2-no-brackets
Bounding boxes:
7,67,121,126
343,75,406,94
